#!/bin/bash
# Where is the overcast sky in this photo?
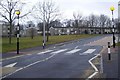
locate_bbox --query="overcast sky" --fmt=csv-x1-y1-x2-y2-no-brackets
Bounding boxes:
58,0,118,19
22,0,119,20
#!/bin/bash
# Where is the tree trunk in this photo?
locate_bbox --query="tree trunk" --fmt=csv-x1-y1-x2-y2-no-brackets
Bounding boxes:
31,28,34,39
9,21,12,44
46,24,49,42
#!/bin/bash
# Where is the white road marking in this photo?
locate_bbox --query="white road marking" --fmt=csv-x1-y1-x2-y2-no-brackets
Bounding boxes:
51,49,67,54
65,49,81,55
80,49,96,55
37,50,53,55
2,53,57,79
4,62,17,67
79,53,88,55
27,54,32,56
0,55,24,61
83,49,96,54
75,46,78,49
87,54,100,79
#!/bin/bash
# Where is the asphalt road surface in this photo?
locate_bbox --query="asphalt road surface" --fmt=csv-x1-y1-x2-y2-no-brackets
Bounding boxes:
1,35,112,78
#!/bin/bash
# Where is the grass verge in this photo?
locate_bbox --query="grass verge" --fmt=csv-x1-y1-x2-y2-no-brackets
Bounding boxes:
116,42,120,46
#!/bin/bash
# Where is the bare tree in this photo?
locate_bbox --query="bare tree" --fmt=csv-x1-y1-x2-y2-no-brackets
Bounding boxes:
27,21,35,39
81,17,90,34
33,0,60,42
88,14,96,28
50,19,62,27
37,22,43,32
0,0,32,44
106,17,112,28
99,14,108,33
64,19,73,27
88,14,100,34
73,12,82,21
73,12,82,34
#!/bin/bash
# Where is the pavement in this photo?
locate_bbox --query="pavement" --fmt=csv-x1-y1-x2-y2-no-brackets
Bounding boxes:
101,46,119,79
1,34,119,79
84,34,119,79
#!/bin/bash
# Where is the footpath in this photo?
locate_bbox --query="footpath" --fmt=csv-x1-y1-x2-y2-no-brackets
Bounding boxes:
101,46,119,79
85,35,119,79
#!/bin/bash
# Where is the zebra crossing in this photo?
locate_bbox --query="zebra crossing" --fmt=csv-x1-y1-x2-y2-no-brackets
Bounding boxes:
65,49,81,55
37,50,53,55
50,49,67,54
37,48,97,56
80,49,96,55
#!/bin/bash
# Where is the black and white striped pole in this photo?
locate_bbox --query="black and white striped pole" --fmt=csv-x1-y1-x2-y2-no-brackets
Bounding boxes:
16,10,20,54
43,6,46,49
110,6,116,48
108,42,111,60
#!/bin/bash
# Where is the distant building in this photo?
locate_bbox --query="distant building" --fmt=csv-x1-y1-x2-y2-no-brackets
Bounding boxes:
1,22,10,37
26,27,38,37
49,26,118,36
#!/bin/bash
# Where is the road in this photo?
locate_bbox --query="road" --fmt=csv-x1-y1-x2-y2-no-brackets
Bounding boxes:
1,34,115,78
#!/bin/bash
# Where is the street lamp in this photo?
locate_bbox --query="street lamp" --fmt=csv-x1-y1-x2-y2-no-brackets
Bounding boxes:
43,12,46,49
15,10,20,54
110,6,116,48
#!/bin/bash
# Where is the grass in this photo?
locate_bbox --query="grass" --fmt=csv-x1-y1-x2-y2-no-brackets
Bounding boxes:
2,34,101,53
116,42,120,46
0,38,1,53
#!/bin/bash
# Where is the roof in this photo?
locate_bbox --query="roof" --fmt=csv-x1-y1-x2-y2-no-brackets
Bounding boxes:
51,26,116,29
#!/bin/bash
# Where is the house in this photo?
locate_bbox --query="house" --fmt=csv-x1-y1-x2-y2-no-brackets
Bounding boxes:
1,22,10,37
49,26,118,36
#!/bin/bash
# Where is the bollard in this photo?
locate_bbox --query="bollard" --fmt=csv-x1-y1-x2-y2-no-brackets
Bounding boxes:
43,43,45,49
108,42,111,60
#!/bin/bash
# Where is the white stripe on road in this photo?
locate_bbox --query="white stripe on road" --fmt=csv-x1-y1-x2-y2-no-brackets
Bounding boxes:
83,49,96,54
5,62,17,67
27,54,32,56
80,49,96,55
87,54,100,79
75,46,78,49
37,50,53,55
51,49,67,54
65,49,81,55
2,52,57,79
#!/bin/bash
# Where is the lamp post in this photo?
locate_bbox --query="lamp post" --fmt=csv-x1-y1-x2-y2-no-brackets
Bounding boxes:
43,19,46,49
15,10,20,54
43,10,46,49
110,6,116,48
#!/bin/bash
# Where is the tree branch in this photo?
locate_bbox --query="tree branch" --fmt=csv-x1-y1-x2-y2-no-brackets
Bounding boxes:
0,12,9,22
